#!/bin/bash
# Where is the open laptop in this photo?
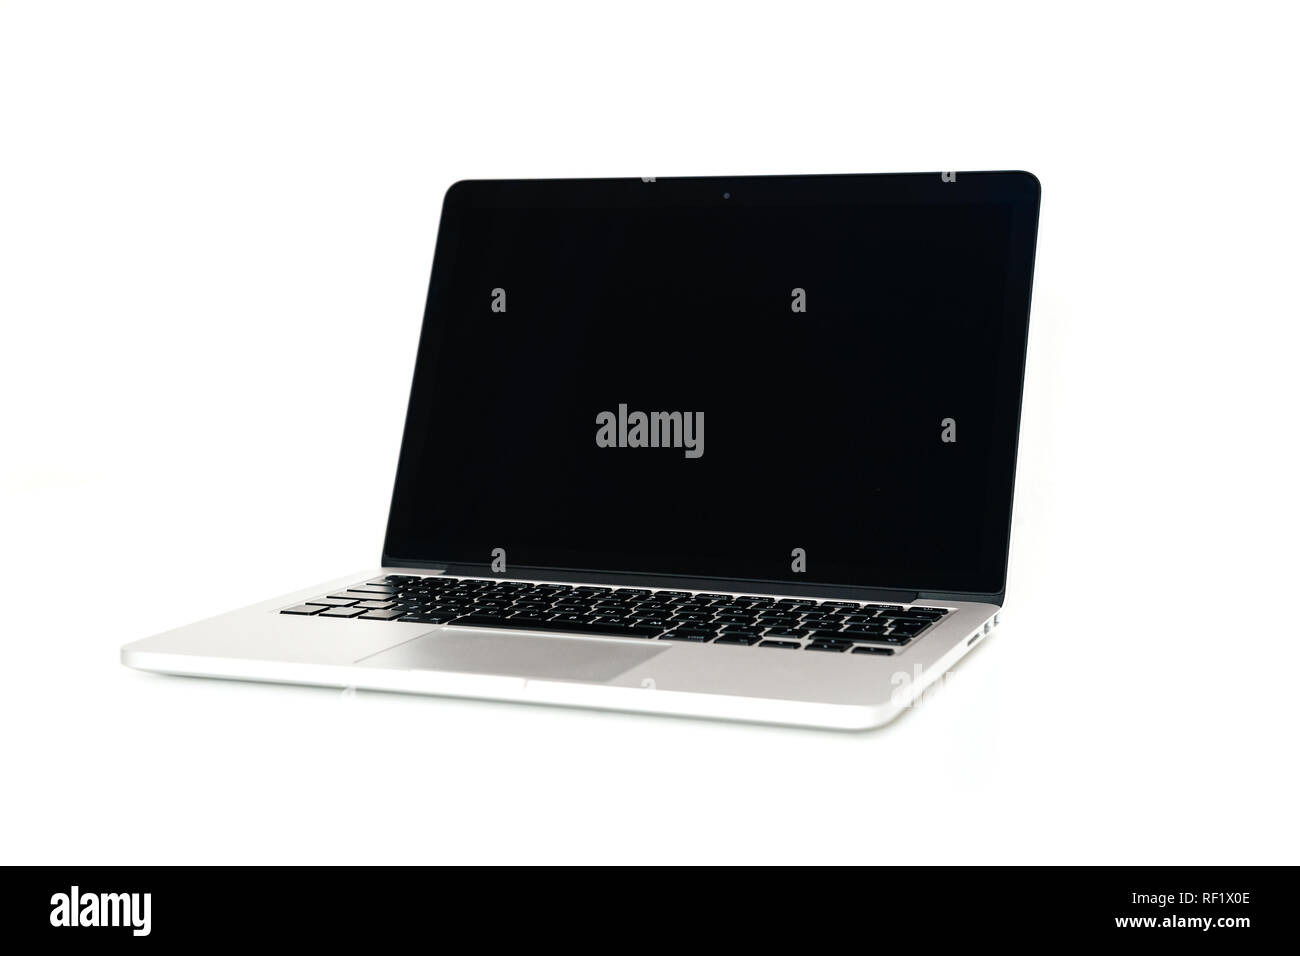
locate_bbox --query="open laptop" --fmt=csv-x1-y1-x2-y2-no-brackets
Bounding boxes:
122,171,1041,730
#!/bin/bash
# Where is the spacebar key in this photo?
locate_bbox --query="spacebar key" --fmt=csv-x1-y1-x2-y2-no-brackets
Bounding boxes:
450,615,660,638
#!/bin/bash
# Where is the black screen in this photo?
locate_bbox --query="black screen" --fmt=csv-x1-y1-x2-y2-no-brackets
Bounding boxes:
385,173,1039,596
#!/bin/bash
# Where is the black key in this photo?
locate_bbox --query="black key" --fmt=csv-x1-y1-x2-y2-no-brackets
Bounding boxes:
550,620,663,638
551,612,593,623
452,616,661,639
615,588,652,596
355,600,394,610
319,606,366,618
758,640,801,649
666,625,715,637
776,598,817,607
359,609,406,621
870,605,904,613
839,630,892,642
718,627,763,640
505,615,550,625
282,604,326,615
896,623,935,634
843,614,880,625
344,586,395,596
655,590,692,597
763,630,805,641
327,593,368,601
806,628,847,639
307,597,357,607
818,601,859,609
805,641,850,652
851,646,894,656
714,634,760,646
659,631,712,642
399,611,460,624
911,606,949,615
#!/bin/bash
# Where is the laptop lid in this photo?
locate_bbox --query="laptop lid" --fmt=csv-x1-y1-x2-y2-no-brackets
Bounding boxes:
383,172,1040,604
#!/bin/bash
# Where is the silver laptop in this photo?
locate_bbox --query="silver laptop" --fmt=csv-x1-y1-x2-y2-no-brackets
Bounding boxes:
122,171,1041,730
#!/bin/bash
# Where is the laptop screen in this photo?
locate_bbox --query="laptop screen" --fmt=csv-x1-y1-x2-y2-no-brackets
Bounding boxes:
385,173,1039,596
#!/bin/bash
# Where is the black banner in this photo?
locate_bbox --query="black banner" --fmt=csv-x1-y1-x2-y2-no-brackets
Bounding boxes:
9,866,1284,945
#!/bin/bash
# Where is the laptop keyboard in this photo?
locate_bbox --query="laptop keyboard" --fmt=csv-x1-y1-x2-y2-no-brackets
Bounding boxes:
280,575,951,654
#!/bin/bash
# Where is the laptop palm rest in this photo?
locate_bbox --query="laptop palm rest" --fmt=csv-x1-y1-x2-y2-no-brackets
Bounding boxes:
354,629,667,683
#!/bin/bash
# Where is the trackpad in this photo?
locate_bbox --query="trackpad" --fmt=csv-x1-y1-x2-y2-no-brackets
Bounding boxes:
355,630,667,683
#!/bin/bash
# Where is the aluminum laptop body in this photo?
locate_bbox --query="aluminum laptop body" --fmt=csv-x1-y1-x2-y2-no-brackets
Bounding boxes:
122,171,1041,730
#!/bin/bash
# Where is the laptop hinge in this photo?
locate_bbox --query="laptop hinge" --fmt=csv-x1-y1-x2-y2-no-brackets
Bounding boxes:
385,558,920,604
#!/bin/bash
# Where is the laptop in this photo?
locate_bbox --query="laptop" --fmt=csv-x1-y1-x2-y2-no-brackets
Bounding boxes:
122,171,1041,730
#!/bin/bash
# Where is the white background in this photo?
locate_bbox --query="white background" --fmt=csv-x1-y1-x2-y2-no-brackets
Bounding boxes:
2,1,1297,865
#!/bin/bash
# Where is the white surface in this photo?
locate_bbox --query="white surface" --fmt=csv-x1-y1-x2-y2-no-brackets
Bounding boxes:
1,1,1296,865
